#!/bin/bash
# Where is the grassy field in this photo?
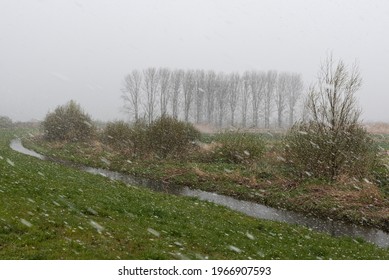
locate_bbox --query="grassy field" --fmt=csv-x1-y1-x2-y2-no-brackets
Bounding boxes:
24,130,389,233
1,128,389,259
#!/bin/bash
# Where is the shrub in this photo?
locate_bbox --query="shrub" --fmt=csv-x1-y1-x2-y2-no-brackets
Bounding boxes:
284,54,381,181
285,121,379,180
129,119,149,156
0,116,13,128
147,116,200,158
42,100,95,142
101,117,199,159
101,121,133,150
373,162,389,195
206,132,265,164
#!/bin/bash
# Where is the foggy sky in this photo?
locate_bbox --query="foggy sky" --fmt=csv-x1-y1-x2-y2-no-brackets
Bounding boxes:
1,0,388,122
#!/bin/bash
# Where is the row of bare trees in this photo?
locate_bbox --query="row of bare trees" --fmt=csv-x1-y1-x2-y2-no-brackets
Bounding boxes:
122,68,304,128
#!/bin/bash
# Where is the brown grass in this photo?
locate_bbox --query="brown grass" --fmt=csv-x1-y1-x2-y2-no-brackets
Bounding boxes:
363,122,389,134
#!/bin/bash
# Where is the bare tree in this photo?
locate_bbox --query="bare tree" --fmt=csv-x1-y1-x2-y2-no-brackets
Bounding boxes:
215,73,228,127
171,69,183,119
121,67,303,128
194,70,205,123
307,55,362,132
205,70,217,124
264,71,277,129
227,72,240,126
122,70,142,121
158,68,171,117
182,70,195,122
286,54,372,181
143,68,159,124
275,72,288,128
250,71,266,127
287,73,303,127
240,71,250,127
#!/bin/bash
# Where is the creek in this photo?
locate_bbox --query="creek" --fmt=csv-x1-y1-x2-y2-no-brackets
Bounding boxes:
10,138,389,248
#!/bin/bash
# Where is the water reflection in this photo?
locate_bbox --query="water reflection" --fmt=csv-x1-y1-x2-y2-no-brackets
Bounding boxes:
10,139,46,160
10,138,389,248
182,188,389,248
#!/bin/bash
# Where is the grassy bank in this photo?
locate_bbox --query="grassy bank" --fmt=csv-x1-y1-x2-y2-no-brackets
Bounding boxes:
0,128,388,259
24,130,389,233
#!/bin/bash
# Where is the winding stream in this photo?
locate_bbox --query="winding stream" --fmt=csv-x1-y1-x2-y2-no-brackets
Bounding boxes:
10,138,389,248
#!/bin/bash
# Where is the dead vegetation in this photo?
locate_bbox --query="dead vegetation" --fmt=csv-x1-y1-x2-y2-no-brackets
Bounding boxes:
363,122,389,134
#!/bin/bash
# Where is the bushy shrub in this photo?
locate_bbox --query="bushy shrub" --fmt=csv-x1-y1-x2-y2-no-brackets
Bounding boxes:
101,121,133,150
285,121,379,180
147,116,200,158
0,116,13,128
129,119,149,155
100,117,199,159
206,132,265,163
42,100,95,142
102,119,148,156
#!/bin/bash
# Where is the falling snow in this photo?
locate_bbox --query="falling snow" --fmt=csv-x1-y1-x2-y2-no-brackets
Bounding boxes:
6,158,15,167
228,245,242,253
147,228,160,237
20,218,32,227
89,220,104,233
246,232,255,240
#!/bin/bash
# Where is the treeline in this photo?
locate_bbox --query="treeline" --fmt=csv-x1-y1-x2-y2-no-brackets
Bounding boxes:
122,68,304,128
0,116,39,129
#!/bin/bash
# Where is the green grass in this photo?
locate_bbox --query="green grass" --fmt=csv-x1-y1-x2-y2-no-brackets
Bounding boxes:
372,134,389,150
23,131,389,232
3,128,389,259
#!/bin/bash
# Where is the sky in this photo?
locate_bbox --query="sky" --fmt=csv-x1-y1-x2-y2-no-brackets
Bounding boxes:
0,0,388,122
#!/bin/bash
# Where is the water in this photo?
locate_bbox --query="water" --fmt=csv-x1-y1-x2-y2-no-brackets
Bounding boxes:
10,138,389,248
10,139,46,160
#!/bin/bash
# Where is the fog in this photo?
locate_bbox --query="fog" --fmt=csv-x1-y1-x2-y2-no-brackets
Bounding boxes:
1,0,388,122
